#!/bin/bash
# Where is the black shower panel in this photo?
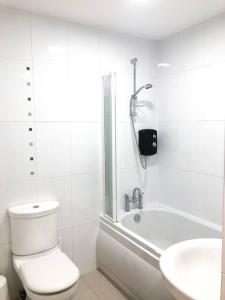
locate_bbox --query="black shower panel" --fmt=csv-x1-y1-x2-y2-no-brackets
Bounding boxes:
138,129,157,156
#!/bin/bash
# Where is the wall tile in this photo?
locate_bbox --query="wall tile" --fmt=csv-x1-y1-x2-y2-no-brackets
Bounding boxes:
59,227,73,260
37,176,72,229
159,166,224,225
99,31,156,76
0,7,31,59
36,122,70,178
177,24,204,71
68,23,99,72
70,122,100,174
118,122,137,169
0,181,38,217
0,122,36,183
31,14,67,64
68,70,101,122
0,58,33,121
159,121,224,177
33,62,69,121
158,34,178,75
205,13,225,64
0,214,10,246
0,244,22,300
73,222,99,274
71,172,100,226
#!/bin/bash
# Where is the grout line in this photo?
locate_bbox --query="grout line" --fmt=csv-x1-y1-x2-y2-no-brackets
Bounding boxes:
159,164,224,179
159,120,225,123
0,170,101,187
81,274,101,299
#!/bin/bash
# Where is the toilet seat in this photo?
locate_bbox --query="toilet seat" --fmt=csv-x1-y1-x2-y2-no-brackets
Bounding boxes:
13,247,79,296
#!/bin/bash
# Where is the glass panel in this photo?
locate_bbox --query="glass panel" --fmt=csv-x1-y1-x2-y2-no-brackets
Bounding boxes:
103,74,116,220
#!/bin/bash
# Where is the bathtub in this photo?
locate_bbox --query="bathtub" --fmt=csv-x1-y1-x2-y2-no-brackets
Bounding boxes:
97,204,221,300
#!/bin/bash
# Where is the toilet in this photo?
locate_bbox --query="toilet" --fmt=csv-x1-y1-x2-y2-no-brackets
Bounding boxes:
8,201,80,300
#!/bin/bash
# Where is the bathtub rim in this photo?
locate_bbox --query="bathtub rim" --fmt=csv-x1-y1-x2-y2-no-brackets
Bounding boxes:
100,203,222,270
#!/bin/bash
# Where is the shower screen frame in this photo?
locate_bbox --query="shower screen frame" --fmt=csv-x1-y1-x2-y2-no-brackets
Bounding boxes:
101,72,118,222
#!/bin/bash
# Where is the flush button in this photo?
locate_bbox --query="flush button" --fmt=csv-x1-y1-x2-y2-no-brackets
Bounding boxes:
153,134,157,139
152,142,157,147
33,205,39,209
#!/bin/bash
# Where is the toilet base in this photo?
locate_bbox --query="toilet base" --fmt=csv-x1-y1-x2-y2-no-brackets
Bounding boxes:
24,281,79,300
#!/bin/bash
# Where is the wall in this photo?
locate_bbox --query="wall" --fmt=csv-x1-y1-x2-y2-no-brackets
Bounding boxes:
0,6,156,298
158,13,225,226
114,37,158,218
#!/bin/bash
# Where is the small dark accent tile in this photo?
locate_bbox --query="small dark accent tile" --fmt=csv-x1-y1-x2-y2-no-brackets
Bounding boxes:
29,128,32,131
30,157,34,161
26,67,30,71
27,97,31,101
30,171,34,175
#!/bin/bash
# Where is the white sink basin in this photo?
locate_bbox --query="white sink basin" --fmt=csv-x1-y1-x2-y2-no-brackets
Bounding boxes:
160,239,222,300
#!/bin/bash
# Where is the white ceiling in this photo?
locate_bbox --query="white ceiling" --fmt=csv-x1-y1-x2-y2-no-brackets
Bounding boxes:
1,0,225,39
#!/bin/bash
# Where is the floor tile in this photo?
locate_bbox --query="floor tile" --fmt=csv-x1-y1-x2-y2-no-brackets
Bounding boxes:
73,279,99,300
83,270,128,300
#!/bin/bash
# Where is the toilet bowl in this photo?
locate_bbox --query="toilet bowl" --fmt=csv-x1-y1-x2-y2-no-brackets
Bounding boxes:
13,247,79,300
8,201,80,300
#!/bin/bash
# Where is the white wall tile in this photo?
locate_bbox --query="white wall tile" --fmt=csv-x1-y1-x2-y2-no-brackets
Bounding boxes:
59,227,73,260
70,123,100,174
0,244,22,300
0,214,10,246
31,14,67,64
159,166,224,225
0,7,31,59
177,24,204,71
118,122,137,169
159,121,224,177
36,122,70,178
68,70,101,122
37,176,72,229
73,222,99,274
99,31,156,76
158,34,178,75
34,62,69,121
0,122,36,183
71,172,100,226
0,58,33,121
205,13,225,64
0,181,38,214
68,24,99,72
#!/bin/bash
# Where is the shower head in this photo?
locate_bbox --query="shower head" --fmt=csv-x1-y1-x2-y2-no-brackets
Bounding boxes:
145,83,152,89
132,83,153,98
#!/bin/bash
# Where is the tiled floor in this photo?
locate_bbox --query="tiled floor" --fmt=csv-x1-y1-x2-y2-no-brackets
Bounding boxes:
74,270,129,300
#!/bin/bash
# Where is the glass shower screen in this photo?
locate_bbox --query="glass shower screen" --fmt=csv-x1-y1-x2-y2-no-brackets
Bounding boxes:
102,73,117,221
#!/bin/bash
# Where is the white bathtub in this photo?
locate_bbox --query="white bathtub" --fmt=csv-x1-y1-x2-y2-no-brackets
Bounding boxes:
97,204,221,300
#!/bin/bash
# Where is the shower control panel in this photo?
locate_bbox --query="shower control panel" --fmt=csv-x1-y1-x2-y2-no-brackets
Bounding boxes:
138,129,157,156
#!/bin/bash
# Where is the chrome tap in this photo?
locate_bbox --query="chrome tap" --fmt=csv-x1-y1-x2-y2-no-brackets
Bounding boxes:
124,188,144,212
132,187,144,209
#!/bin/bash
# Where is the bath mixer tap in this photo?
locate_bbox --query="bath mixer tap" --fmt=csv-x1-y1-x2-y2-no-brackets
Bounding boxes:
133,187,144,209
125,188,144,212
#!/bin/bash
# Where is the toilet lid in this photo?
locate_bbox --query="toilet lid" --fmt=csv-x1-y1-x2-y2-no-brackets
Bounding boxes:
19,249,79,295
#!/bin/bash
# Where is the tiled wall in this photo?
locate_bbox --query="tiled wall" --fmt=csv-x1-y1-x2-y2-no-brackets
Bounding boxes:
158,13,225,226
114,39,158,217
0,6,156,298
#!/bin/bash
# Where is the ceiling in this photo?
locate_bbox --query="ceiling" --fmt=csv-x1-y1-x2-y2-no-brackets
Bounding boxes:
1,0,225,39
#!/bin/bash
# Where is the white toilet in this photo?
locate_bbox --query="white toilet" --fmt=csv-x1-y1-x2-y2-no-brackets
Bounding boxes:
8,201,80,300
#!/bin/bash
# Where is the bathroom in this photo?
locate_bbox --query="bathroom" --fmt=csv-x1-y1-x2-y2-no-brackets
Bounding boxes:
0,0,224,299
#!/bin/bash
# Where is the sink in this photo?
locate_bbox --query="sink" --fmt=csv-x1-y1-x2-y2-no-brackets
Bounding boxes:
159,239,222,300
